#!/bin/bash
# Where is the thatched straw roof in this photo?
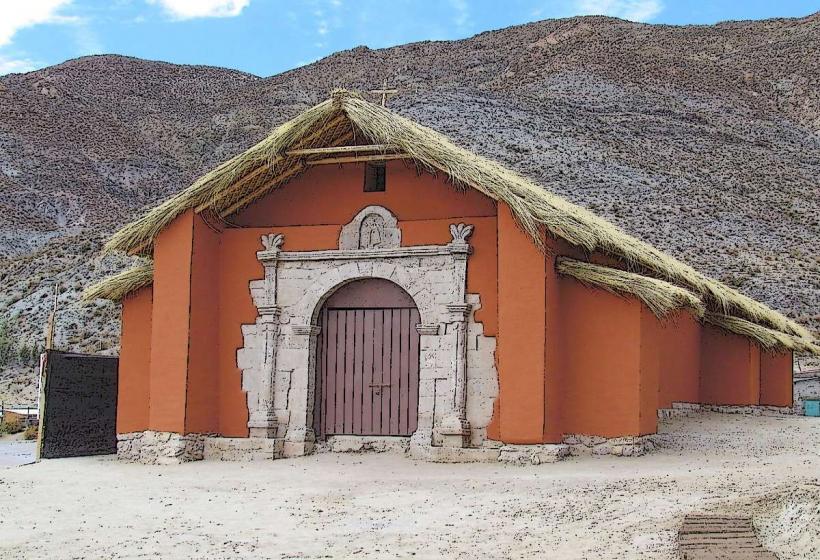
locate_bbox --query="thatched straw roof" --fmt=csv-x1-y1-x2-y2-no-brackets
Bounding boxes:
82,262,153,302
98,90,816,351
556,257,705,319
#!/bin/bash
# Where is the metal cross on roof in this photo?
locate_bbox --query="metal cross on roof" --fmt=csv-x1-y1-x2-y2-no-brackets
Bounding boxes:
369,78,398,107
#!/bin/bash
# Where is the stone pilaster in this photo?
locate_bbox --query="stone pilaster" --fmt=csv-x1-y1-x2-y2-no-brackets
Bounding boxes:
248,233,284,438
439,223,474,448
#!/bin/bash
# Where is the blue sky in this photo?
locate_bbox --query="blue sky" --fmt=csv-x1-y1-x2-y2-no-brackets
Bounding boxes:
1,1,818,76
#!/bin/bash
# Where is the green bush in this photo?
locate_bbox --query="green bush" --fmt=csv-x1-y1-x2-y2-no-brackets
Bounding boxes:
0,316,43,367
0,319,14,368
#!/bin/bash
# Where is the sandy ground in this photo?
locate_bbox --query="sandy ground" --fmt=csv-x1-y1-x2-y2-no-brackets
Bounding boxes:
0,438,34,467
1,413,819,559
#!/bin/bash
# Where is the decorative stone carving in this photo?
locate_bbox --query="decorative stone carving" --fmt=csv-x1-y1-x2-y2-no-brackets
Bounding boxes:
261,233,284,251
359,214,387,249
449,223,474,244
339,206,401,249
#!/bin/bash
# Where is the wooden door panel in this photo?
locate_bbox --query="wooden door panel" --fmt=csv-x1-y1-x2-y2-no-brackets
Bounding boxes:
316,306,419,437
408,309,420,434
361,310,375,435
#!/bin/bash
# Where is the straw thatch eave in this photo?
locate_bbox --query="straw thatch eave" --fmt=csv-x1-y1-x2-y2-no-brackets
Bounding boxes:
99,90,815,346
556,257,705,319
704,312,820,356
82,262,153,302
556,258,818,355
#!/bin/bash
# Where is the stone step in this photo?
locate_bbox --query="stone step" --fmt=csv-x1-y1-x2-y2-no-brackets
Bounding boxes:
203,437,283,461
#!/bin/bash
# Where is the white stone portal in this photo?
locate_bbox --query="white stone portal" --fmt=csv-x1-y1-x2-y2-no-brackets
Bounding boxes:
237,205,498,456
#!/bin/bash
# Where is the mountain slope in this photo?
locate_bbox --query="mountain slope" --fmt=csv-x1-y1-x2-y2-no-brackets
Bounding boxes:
1,14,818,401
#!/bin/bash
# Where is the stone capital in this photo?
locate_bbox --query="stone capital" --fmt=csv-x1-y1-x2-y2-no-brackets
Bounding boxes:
445,303,472,322
291,324,322,336
257,305,282,320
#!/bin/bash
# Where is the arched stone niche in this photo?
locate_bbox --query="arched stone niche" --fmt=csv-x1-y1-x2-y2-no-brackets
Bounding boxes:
338,205,401,250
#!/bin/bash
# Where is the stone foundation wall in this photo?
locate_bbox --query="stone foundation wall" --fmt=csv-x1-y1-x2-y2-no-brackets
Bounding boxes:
658,402,795,420
321,436,411,454
498,444,570,465
562,434,658,457
117,431,208,464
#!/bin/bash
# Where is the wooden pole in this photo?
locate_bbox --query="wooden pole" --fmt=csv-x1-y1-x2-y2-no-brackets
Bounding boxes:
45,283,58,350
307,153,411,166
35,351,47,460
286,144,395,156
37,282,58,461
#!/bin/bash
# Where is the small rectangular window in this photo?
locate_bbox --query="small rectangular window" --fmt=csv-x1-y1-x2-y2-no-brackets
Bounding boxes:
364,162,386,192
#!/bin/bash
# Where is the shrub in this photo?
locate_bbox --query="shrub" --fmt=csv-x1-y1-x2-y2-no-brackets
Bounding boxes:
0,420,23,435
0,319,13,367
23,426,38,440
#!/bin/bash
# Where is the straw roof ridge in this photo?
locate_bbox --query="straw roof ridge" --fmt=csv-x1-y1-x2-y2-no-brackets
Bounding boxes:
100,90,815,345
82,262,154,302
555,257,705,319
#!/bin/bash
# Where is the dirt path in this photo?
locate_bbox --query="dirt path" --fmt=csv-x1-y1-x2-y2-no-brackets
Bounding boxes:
1,413,818,559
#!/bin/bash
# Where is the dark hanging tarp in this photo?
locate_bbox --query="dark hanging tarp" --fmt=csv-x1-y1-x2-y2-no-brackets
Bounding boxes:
39,350,118,459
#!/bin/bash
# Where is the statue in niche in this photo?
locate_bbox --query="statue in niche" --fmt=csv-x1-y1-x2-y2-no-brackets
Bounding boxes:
359,213,386,249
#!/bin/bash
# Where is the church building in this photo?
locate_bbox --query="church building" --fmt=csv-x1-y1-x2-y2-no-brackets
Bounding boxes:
86,90,818,464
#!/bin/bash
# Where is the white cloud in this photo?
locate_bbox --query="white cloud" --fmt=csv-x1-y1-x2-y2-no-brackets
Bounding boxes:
575,0,663,22
0,55,38,75
0,0,74,47
0,0,78,76
73,21,104,55
449,0,471,34
147,0,250,20
312,7,328,36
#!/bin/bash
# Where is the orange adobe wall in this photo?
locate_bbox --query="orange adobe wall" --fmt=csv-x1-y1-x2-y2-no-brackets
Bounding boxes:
115,160,795,442
117,286,152,433
118,160,500,437
147,209,195,433
701,324,761,405
657,312,702,408
553,276,661,437
185,214,221,434
494,203,547,443
760,351,793,407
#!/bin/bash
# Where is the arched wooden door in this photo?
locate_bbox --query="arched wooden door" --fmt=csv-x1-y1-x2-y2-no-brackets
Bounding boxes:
313,279,420,439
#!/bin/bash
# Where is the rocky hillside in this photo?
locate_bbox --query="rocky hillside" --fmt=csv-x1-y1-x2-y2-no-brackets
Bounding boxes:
1,13,818,402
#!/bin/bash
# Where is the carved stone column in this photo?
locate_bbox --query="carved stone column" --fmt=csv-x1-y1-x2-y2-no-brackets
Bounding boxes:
248,234,284,438
439,223,473,448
